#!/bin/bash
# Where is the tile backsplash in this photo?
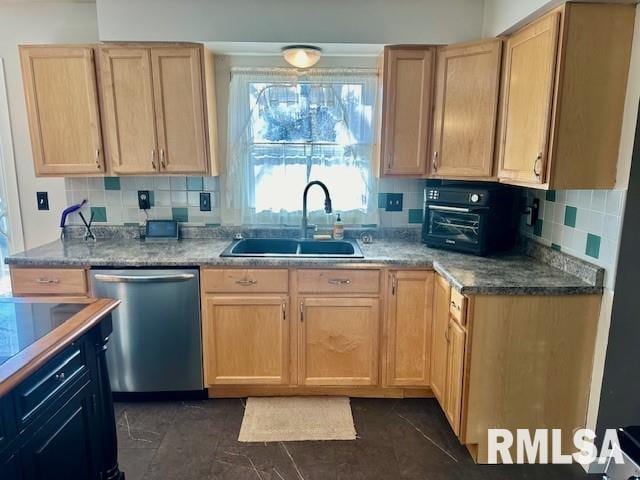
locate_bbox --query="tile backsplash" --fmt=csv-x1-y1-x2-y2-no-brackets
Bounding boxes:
63,176,425,229
64,176,222,226
520,188,625,289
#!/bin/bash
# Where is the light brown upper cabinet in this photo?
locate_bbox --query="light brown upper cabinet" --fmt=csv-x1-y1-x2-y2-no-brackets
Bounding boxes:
100,48,157,174
381,46,435,176
384,271,434,387
20,46,104,176
498,3,635,189
100,44,212,175
431,39,502,179
151,47,208,174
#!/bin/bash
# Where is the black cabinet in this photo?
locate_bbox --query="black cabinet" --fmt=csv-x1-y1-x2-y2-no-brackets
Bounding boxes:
0,315,122,480
21,376,97,480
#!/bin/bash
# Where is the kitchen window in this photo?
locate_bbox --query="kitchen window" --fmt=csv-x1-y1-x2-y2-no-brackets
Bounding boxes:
223,68,379,226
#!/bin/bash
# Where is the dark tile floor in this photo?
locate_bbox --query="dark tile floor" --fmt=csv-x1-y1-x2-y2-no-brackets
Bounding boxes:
115,397,597,480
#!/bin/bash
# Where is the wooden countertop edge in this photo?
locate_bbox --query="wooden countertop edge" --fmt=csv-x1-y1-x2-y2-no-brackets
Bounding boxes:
0,297,120,398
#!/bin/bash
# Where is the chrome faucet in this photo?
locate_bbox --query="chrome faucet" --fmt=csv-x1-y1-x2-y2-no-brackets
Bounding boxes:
302,181,332,239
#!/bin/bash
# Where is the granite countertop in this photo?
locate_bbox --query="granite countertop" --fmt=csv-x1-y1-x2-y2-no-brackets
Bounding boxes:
5,238,603,295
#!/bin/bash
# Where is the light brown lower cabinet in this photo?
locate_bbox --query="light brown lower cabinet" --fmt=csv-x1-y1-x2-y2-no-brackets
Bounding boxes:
9,266,89,297
443,318,465,436
202,295,290,385
298,297,379,386
384,271,434,386
430,273,466,436
430,274,451,404
196,267,601,464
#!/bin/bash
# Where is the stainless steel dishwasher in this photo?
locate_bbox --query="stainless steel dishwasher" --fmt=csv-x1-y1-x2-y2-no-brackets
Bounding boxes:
91,268,203,393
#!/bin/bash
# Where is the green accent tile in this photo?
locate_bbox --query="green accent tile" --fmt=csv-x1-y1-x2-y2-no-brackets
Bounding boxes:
186,176,204,191
205,223,221,227
586,233,601,259
545,190,556,202
408,208,424,224
564,206,577,227
103,177,121,190
361,224,378,228
551,243,561,251
533,219,543,237
172,207,188,223
124,222,139,227
377,193,388,209
91,206,107,223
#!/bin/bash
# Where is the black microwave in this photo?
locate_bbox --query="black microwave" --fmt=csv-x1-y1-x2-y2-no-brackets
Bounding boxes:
422,182,520,256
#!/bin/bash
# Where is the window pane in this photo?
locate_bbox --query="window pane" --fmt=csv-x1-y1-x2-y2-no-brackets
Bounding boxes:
248,78,374,220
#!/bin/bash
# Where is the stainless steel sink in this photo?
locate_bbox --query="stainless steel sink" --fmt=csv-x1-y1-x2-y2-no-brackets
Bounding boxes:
220,238,364,258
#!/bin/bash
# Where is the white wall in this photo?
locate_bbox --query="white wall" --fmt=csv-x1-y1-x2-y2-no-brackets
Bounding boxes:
482,0,558,35
97,0,484,44
0,3,99,250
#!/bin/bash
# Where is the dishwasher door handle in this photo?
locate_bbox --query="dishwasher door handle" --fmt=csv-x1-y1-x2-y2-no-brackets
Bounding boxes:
93,273,196,284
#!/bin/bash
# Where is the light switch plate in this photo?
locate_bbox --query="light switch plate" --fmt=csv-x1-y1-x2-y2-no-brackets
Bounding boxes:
36,192,49,211
199,192,211,211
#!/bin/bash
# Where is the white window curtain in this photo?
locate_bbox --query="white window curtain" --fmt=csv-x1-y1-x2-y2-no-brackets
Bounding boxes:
222,67,379,226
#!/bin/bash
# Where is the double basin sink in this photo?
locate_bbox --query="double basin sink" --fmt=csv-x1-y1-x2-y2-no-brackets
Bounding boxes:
220,238,364,258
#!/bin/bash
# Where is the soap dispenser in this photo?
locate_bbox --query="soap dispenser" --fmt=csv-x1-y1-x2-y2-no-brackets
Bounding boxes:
333,213,344,240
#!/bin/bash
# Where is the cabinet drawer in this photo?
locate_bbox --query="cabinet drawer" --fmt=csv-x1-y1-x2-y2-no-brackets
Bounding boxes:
13,342,87,430
449,289,467,325
10,267,88,296
297,269,380,294
201,269,288,293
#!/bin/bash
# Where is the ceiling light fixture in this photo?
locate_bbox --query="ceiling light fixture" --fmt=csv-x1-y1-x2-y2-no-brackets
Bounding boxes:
282,45,322,69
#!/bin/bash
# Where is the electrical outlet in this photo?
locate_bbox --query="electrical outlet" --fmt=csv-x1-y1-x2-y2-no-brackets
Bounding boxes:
36,192,49,211
138,190,151,210
385,193,403,212
199,192,211,211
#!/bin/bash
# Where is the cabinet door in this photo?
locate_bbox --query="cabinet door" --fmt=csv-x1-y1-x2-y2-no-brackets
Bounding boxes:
20,46,104,175
498,13,560,184
151,47,208,174
444,318,465,436
100,47,158,175
430,274,450,405
21,380,98,480
385,271,434,386
381,47,434,176
203,295,290,385
431,40,502,178
299,297,379,386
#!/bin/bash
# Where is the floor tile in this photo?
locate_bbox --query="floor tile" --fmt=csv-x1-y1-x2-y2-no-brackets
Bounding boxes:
116,401,179,449
114,398,595,480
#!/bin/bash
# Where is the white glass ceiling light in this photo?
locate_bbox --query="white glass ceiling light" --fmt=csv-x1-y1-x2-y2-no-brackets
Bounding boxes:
282,45,322,69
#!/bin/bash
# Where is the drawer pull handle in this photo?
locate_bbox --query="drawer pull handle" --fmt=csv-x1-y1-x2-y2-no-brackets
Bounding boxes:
55,372,65,381
35,277,60,284
451,300,461,311
328,278,351,285
235,279,257,286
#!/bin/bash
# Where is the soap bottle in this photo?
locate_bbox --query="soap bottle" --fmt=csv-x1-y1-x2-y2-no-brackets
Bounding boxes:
333,213,344,240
